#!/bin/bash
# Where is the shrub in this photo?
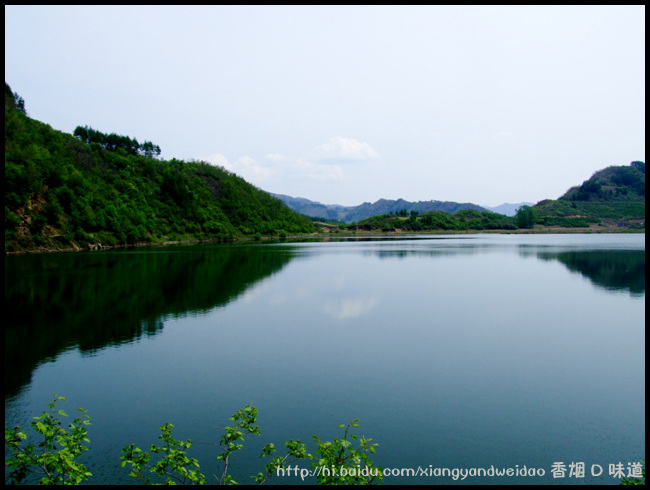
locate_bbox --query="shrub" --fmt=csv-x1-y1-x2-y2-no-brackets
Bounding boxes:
6,394,382,485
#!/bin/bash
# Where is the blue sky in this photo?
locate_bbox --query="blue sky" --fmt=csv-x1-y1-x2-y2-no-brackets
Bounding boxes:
5,5,645,206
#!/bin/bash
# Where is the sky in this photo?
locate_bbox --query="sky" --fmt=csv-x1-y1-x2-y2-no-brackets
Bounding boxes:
5,5,645,207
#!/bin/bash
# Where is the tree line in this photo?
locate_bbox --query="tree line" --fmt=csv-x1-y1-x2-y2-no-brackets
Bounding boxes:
73,125,161,158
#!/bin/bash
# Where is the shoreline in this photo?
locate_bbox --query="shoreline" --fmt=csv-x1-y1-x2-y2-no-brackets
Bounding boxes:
5,227,645,255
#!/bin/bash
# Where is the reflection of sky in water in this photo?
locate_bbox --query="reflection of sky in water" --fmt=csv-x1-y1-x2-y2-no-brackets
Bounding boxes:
283,233,645,255
323,297,378,319
5,234,645,485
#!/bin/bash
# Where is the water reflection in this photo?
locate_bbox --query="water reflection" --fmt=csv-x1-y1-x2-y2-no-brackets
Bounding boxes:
4,244,298,397
352,238,645,295
323,297,379,319
4,234,644,485
4,236,644,399
537,250,645,296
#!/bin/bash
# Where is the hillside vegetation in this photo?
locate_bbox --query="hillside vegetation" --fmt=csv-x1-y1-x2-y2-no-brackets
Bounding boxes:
330,163,645,233
4,83,315,252
350,209,517,232
534,162,645,229
4,83,644,251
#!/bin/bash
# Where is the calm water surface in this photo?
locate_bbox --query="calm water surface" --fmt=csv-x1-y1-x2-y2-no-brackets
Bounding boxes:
5,234,645,484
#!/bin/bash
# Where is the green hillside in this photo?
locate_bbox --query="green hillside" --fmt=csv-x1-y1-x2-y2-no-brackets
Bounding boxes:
533,162,645,229
351,209,517,232
4,83,315,252
560,162,645,201
346,163,645,233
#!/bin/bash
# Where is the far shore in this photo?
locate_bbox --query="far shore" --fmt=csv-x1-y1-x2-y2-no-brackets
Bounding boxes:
5,226,644,255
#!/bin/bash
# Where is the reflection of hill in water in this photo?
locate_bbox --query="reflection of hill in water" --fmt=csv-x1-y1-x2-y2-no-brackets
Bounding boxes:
537,250,645,296
4,244,297,397
366,242,645,296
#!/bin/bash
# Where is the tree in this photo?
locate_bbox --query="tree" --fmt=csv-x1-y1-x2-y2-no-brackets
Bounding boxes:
515,205,537,229
73,125,161,157
5,82,26,114
140,140,161,158
630,161,645,174
309,419,383,484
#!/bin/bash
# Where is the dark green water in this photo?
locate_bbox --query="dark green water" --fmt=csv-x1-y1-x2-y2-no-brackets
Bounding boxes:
4,234,645,484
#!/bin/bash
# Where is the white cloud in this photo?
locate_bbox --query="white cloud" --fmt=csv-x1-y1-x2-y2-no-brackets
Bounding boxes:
236,156,273,180
314,136,381,161
202,153,273,181
201,151,345,186
203,153,229,168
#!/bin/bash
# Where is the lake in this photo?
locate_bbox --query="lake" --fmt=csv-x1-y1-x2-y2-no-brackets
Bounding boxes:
4,234,645,484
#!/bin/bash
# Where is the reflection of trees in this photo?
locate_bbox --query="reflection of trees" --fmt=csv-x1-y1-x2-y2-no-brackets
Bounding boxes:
4,244,297,398
365,241,645,298
367,242,645,297
537,250,645,296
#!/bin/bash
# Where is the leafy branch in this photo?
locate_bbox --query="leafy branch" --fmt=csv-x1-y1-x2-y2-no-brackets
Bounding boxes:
310,419,383,484
120,422,206,485
6,395,380,485
4,393,92,485
212,405,308,484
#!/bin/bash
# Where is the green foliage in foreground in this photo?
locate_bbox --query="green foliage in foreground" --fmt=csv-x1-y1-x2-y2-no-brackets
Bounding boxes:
621,460,645,485
4,394,92,485
5,394,644,485
311,420,383,484
5,394,382,485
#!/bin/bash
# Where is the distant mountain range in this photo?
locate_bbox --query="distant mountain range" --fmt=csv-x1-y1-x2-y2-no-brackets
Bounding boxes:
271,194,531,222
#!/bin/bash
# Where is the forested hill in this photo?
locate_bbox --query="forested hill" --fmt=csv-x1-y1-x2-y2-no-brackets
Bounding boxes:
558,162,645,202
320,161,645,233
532,162,645,229
4,83,315,253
